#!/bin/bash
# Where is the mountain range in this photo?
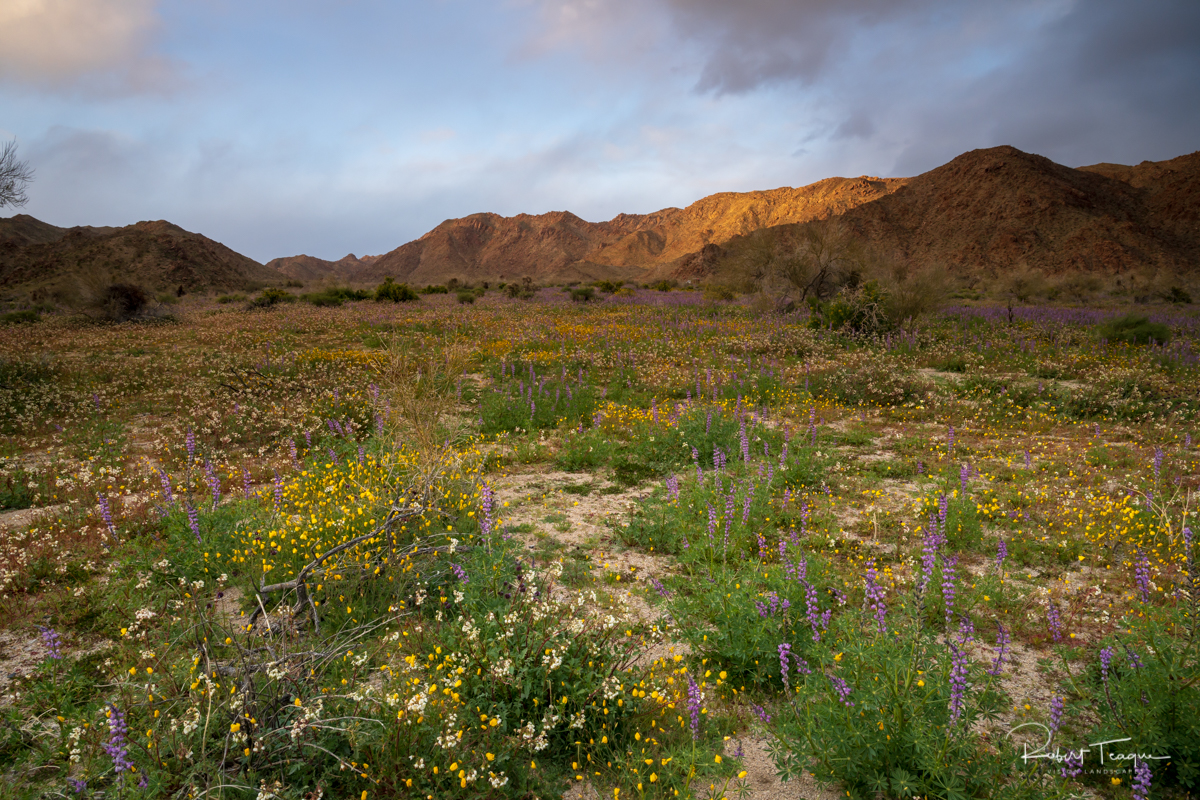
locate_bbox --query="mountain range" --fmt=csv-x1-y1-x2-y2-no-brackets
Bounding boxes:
2,145,1197,299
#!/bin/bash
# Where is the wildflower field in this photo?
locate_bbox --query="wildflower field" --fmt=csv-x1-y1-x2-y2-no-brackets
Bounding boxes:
1,288,1197,800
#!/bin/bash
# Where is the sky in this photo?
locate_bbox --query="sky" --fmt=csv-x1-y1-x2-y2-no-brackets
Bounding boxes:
2,0,1198,263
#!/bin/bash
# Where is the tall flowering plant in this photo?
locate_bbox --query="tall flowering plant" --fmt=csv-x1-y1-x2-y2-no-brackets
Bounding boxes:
769,568,1078,800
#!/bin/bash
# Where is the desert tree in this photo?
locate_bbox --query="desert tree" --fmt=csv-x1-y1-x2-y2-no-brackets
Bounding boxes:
772,219,868,303
0,139,34,209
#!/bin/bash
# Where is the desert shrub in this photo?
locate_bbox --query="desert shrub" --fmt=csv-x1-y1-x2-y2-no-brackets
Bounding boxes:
420,284,449,294
95,283,149,322
1074,607,1200,791
300,286,371,307
1097,314,1171,345
455,290,475,304
284,278,304,288
1165,285,1193,304
770,600,1068,800
155,293,180,305
569,287,594,303
808,280,894,335
504,277,536,299
215,293,246,304
374,277,418,303
1,310,39,324
646,279,676,291
703,284,735,302
247,288,297,309
594,280,622,294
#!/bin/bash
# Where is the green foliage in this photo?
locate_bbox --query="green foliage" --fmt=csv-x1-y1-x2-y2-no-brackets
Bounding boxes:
773,606,1069,800
456,290,476,304
808,280,894,335
1097,314,1171,345
1080,604,1200,791
703,284,735,302
373,277,419,303
0,467,43,510
569,287,595,303
421,284,449,294
593,280,622,294
300,286,372,307
1,310,40,324
215,293,246,304
248,288,297,308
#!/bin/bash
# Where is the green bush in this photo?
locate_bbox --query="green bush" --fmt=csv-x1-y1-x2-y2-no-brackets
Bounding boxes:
215,293,246,304
1097,314,1171,345
0,310,39,325
1081,604,1200,791
703,284,735,302
421,284,449,294
455,290,476,304
569,287,595,303
248,288,297,309
155,293,180,305
299,287,372,307
375,278,418,303
808,280,894,335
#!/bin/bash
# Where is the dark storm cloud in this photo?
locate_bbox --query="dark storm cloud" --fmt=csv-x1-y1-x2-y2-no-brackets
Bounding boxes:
648,0,1200,171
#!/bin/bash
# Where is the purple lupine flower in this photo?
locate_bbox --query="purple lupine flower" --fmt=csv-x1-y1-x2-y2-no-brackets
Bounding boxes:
38,625,63,659
97,494,116,538
987,623,1010,676
803,581,830,642
742,484,755,525
827,674,855,707
1135,549,1152,603
204,459,220,509
185,427,195,462
948,642,969,724
778,643,792,691
242,466,252,499
289,438,299,468
947,424,955,449
706,503,717,545
1061,750,1083,779
959,463,970,493
1049,695,1064,735
104,704,133,782
996,539,1008,572
751,704,771,723
705,409,712,435
1023,449,1031,469
1132,759,1152,800
956,613,975,645
920,520,940,595
864,562,887,634
916,460,923,474
451,563,469,583
480,482,494,538
651,398,659,425
374,413,384,436
70,779,87,793
1126,648,1144,670
1153,446,1164,484
272,470,283,506
686,673,702,740
157,469,174,505
357,445,364,464
304,430,312,448
1047,599,1063,642
692,447,702,481
326,447,339,465
649,576,671,599
1100,646,1114,686
942,556,958,627
665,474,680,502
186,501,201,542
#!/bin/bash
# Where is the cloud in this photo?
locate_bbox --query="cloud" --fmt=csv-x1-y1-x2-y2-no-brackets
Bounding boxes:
0,0,179,92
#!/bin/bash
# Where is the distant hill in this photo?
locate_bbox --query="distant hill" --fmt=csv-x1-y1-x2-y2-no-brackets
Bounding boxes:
265,253,380,283
824,145,1200,276
0,216,282,298
359,176,906,285
355,146,1199,286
